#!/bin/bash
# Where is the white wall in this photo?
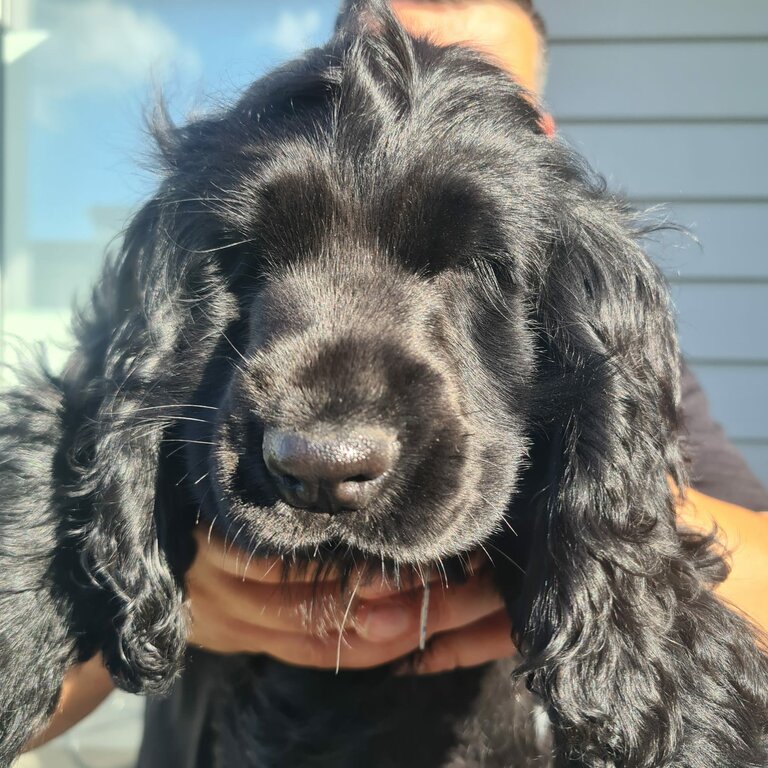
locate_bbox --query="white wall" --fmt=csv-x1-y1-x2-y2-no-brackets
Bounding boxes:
538,0,768,487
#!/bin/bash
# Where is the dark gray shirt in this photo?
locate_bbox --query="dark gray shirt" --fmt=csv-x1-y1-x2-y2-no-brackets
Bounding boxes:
680,361,768,511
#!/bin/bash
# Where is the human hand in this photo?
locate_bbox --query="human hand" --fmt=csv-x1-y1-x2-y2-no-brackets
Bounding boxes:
677,488,768,633
186,527,518,673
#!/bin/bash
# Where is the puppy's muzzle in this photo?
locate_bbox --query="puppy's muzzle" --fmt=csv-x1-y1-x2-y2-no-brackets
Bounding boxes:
263,426,399,513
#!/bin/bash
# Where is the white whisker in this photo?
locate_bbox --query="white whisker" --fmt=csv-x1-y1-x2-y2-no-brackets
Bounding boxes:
485,542,526,575
134,404,219,412
207,514,219,544
478,543,495,567
336,573,363,675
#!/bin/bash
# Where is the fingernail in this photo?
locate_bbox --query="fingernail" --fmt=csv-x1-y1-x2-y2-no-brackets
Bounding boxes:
356,601,412,641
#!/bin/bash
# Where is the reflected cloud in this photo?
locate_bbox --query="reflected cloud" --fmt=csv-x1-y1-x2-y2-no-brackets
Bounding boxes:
259,9,323,55
32,1,201,123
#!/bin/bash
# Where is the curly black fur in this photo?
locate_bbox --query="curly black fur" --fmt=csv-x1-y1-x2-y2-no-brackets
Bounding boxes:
1,1,766,765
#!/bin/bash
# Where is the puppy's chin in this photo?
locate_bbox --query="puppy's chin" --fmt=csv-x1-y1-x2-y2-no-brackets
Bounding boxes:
203,487,515,568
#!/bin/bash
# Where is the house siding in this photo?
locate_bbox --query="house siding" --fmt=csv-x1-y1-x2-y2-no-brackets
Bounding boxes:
538,0,768,488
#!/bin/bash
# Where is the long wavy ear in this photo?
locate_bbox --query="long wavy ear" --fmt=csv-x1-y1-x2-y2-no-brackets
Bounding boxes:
0,129,236,759
66,208,185,695
68,198,216,693
0,203,191,762
508,177,768,765
0,372,79,762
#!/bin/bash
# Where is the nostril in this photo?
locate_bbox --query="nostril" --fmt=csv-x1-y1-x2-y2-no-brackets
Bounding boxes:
333,479,375,509
262,426,398,512
281,474,310,499
268,471,319,509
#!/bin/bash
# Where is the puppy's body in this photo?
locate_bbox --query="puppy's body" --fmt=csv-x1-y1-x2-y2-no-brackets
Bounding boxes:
206,656,550,768
1,1,767,766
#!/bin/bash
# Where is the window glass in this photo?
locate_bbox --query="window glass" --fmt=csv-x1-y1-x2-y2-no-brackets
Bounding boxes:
3,0,338,371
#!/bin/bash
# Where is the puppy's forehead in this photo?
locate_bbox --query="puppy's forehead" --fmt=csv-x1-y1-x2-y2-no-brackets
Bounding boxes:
200,42,543,266
231,137,505,273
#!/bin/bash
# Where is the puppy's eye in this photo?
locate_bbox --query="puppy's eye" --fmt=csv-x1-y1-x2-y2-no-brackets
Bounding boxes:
466,256,517,296
397,185,504,277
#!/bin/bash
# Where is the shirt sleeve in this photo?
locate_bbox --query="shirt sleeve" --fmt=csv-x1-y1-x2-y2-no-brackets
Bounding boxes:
680,360,768,511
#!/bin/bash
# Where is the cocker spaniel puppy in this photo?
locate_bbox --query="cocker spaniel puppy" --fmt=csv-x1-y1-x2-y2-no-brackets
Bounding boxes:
1,1,766,766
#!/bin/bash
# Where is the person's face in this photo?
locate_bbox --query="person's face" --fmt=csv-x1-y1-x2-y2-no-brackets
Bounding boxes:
391,1,544,95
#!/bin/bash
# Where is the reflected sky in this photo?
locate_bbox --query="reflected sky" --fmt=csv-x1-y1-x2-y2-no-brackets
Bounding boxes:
24,0,340,240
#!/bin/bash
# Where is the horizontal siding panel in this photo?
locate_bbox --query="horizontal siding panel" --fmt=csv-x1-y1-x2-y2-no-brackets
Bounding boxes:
559,124,768,199
735,444,768,490
547,43,768,120
537,0,768,40
672,284,768,361
644,203,768,279
689,365,768,440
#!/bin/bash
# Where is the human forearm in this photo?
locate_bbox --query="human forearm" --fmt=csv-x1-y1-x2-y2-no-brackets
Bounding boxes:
23,654,114,752
678,488,768,634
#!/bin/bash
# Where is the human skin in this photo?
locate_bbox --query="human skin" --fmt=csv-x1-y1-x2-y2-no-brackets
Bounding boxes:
27,0,768,751
390,0,545,94
678,488,768,633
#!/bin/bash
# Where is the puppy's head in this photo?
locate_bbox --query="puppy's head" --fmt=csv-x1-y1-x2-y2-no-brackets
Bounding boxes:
169,5,556,566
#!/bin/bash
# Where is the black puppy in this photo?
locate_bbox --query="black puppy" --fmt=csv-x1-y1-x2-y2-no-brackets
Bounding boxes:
1,1,766,765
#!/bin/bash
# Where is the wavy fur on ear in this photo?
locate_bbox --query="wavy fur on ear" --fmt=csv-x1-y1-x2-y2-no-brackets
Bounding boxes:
61,187,237,698
508,175,768,767
0,193,236,762
59,202,189,694
0,372,77,763
0,212,190,763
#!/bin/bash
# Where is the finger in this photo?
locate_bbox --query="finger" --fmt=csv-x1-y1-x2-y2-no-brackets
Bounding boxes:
189,596,428,669
191,548,497,639
402,611,518,675
192,527,451,594
188,567,391,636
192,527,334,584
188,563,434,639
421,569,504,636
353,569,502,643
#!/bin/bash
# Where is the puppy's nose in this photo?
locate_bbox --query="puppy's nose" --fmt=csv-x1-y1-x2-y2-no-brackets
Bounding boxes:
263,427,398,513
